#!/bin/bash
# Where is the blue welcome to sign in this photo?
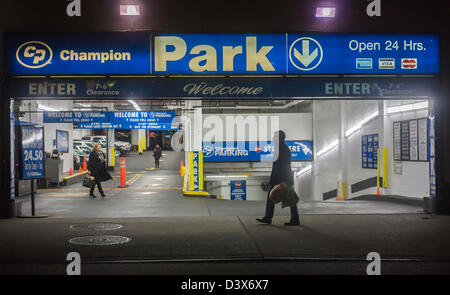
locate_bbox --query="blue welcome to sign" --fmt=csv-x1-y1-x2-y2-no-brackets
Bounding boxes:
43,111,177,130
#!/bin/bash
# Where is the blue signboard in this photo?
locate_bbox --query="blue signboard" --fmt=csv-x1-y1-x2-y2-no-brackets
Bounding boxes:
43,111,74,123
6,32,150,75
287,34,439,74
108,111,176,129
10,77,437,99
192,152,200,191
6,33,439,75
230,180,247,201
20,126,45,179
362,135,368,168
153,34,286,74
202,140,313,162
153,33,438,74
362,134,378,169
43,111,177,130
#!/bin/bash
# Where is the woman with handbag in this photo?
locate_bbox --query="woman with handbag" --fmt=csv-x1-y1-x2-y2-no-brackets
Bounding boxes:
256,130,300,226
87,143,112,199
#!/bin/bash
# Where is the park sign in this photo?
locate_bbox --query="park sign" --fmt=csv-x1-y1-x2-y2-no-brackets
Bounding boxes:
6,33,439,75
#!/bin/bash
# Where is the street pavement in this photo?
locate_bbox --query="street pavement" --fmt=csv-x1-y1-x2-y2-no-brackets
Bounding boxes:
0,214,450,274
2,150,444,275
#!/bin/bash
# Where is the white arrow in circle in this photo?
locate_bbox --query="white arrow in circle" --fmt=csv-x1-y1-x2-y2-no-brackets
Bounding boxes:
293,40,318,67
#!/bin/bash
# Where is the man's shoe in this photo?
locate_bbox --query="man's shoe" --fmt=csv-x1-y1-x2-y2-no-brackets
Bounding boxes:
101,194,106,199
284,220,300,226
89,194,97,199
256,217,272,224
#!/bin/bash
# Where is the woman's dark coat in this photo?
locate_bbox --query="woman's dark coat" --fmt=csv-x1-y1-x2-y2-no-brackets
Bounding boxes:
87,151,112,182
269,142,293,186
153,147,162,159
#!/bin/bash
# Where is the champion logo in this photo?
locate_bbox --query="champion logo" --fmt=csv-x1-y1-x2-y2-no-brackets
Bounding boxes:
401,58,417,69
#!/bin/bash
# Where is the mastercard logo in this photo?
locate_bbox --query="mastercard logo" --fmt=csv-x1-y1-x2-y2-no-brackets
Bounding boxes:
401,58,417,69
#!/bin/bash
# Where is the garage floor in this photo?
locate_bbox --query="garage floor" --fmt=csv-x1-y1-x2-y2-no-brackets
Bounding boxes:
16,151,423,218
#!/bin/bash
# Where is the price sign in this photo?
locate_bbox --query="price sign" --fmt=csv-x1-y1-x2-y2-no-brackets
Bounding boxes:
20,126,45,179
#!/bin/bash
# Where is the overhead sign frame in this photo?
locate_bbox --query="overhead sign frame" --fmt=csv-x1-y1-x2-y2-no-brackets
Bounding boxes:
7,77,437,100
5,32,440,75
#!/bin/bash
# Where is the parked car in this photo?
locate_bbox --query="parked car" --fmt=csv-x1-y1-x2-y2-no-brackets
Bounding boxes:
81,135,106,142
114,140,132,151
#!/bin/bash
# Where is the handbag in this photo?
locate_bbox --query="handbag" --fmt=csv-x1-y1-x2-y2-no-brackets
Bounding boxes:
82,175,95,188
269,182,288,203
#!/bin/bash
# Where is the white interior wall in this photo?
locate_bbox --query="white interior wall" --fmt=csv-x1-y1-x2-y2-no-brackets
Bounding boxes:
297,100,430,201
206,177,267,201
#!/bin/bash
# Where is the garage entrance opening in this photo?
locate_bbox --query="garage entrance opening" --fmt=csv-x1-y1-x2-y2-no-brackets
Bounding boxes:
12,97,431,218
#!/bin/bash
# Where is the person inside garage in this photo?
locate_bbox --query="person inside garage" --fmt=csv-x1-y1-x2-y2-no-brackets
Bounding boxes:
153,144,162,168
87,143,112,199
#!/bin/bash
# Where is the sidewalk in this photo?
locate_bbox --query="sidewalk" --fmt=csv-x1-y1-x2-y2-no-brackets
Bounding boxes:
1,214,450,274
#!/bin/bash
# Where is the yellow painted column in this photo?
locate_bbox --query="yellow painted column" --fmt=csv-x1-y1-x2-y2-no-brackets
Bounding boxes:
376,148,381,189
188,152,194,191
382,147,388,188
111,147,115,167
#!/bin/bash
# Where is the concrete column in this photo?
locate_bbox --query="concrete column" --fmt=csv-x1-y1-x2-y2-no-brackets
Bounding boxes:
338,100,347,199
312,101,320,201
380,100,391,195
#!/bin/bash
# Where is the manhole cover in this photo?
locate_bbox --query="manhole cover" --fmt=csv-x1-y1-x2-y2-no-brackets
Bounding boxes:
70,223,123,231
69,235,131,246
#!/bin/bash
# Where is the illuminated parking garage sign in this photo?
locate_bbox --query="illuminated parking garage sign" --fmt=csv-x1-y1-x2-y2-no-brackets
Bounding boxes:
6,33,439,75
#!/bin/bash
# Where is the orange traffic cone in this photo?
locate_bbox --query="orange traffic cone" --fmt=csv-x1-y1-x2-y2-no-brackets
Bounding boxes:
69,168,73,176
83,156,87,171
376,187,381,195
79,165,83,174
179,160,184,175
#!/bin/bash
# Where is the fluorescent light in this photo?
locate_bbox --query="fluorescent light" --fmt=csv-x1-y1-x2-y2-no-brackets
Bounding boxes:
296,164,312,177
316,139,339,157
206,175,248,179
120,5,140,16
345,111,379,137
76,103,91,108
316,7,336,18
387,101,428,114
128,100,142,111
37,104,59,112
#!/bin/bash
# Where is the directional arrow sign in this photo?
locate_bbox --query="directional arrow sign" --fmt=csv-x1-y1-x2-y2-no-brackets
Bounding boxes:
293,40,318,67
289,37,323,71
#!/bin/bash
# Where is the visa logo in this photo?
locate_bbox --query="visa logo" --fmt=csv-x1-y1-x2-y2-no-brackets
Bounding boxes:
153,34,286,74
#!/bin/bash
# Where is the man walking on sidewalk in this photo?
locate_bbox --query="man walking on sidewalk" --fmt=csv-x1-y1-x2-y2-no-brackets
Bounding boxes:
257,130,300,226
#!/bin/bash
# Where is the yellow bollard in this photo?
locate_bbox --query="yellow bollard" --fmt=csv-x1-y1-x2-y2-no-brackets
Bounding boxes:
382,147,388,188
